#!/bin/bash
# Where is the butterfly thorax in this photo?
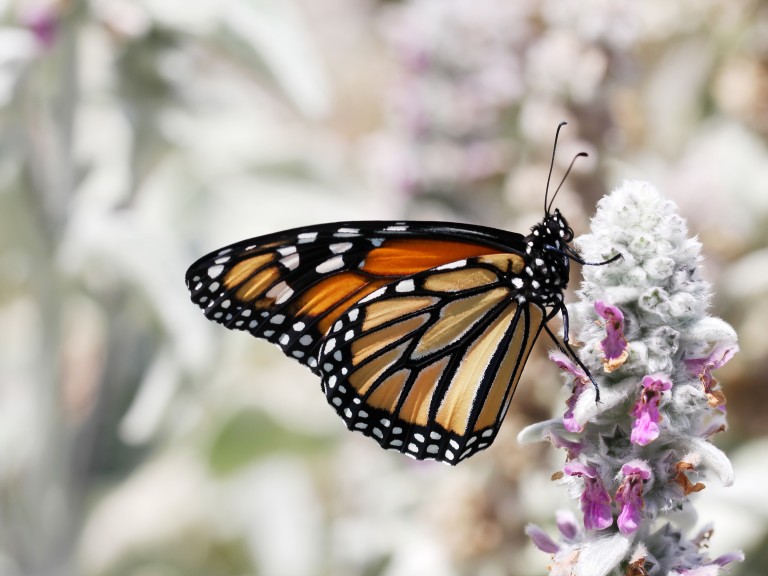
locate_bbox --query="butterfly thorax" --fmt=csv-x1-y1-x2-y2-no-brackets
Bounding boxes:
518,209,574,308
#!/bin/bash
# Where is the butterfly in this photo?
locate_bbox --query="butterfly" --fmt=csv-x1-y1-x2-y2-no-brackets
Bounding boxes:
186,123,611,465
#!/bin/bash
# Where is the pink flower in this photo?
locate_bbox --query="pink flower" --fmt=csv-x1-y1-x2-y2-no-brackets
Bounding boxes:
630,374,672,446
712,551,745,566
549,350,590,433
555,510,579,540
684,344,737,411
615,460,652,535
546,430,583,460
563,462,613,530
20,3,58,49
679,551,745,575
594,301,629,372
525,524,560,553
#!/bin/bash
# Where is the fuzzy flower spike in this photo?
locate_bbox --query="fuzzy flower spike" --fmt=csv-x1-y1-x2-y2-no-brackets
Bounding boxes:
520,181,742,575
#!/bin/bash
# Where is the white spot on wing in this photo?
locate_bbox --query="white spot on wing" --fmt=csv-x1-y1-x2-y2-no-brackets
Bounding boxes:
330,242,353,254
277,245,297,256
436,260,466,270
280,253,300,271
360,287,386,303
298,232,318,243
316,255,345,274
386,225,408,232
395,279,415,293
266,281,294,305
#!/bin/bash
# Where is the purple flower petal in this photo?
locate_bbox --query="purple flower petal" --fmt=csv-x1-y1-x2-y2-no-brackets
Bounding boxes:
549,350,587,377
685,344,738,410
630,374,672,446
615,460,651,535
555,510,579,540
594,301,629,372
549,350,590,433
713,551,745,566
525,524,560,553
20,4,58,49
546,431,583,460
564,462,613,530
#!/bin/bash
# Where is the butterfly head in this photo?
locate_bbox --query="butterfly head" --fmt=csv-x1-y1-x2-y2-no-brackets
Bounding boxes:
531,208,574,250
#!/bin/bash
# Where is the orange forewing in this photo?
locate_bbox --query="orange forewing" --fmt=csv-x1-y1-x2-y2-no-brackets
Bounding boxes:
360,239,499,276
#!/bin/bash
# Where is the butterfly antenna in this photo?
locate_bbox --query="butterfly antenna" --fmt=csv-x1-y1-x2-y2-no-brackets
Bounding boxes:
547,152,588,214
545,121,568,215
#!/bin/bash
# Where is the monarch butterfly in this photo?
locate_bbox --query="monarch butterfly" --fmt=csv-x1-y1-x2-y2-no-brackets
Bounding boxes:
186,123,612,465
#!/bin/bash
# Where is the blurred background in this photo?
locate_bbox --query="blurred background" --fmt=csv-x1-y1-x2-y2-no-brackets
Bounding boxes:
1,0,767,575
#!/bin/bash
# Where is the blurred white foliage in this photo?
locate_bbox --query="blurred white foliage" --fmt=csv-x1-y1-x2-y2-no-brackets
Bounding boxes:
227,460,323,576
0,27,37,104
1,0,767,575
79,450,215,574
222,0,332,119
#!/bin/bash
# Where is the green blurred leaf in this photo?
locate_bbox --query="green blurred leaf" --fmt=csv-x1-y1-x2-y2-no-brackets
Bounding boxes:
209,408,332,474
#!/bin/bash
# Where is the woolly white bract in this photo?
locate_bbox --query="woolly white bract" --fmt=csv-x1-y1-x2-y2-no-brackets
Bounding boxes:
520,181,742,576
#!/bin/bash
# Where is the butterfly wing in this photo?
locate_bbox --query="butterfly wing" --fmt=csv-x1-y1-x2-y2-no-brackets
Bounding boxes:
185,221,524,373
317,253,549,465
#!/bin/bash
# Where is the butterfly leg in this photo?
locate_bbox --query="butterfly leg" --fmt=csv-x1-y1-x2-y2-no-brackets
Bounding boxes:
544,306,602,402
566,247,623,267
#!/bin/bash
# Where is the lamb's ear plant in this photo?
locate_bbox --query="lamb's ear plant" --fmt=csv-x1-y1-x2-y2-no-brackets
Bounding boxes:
520,181,743,576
